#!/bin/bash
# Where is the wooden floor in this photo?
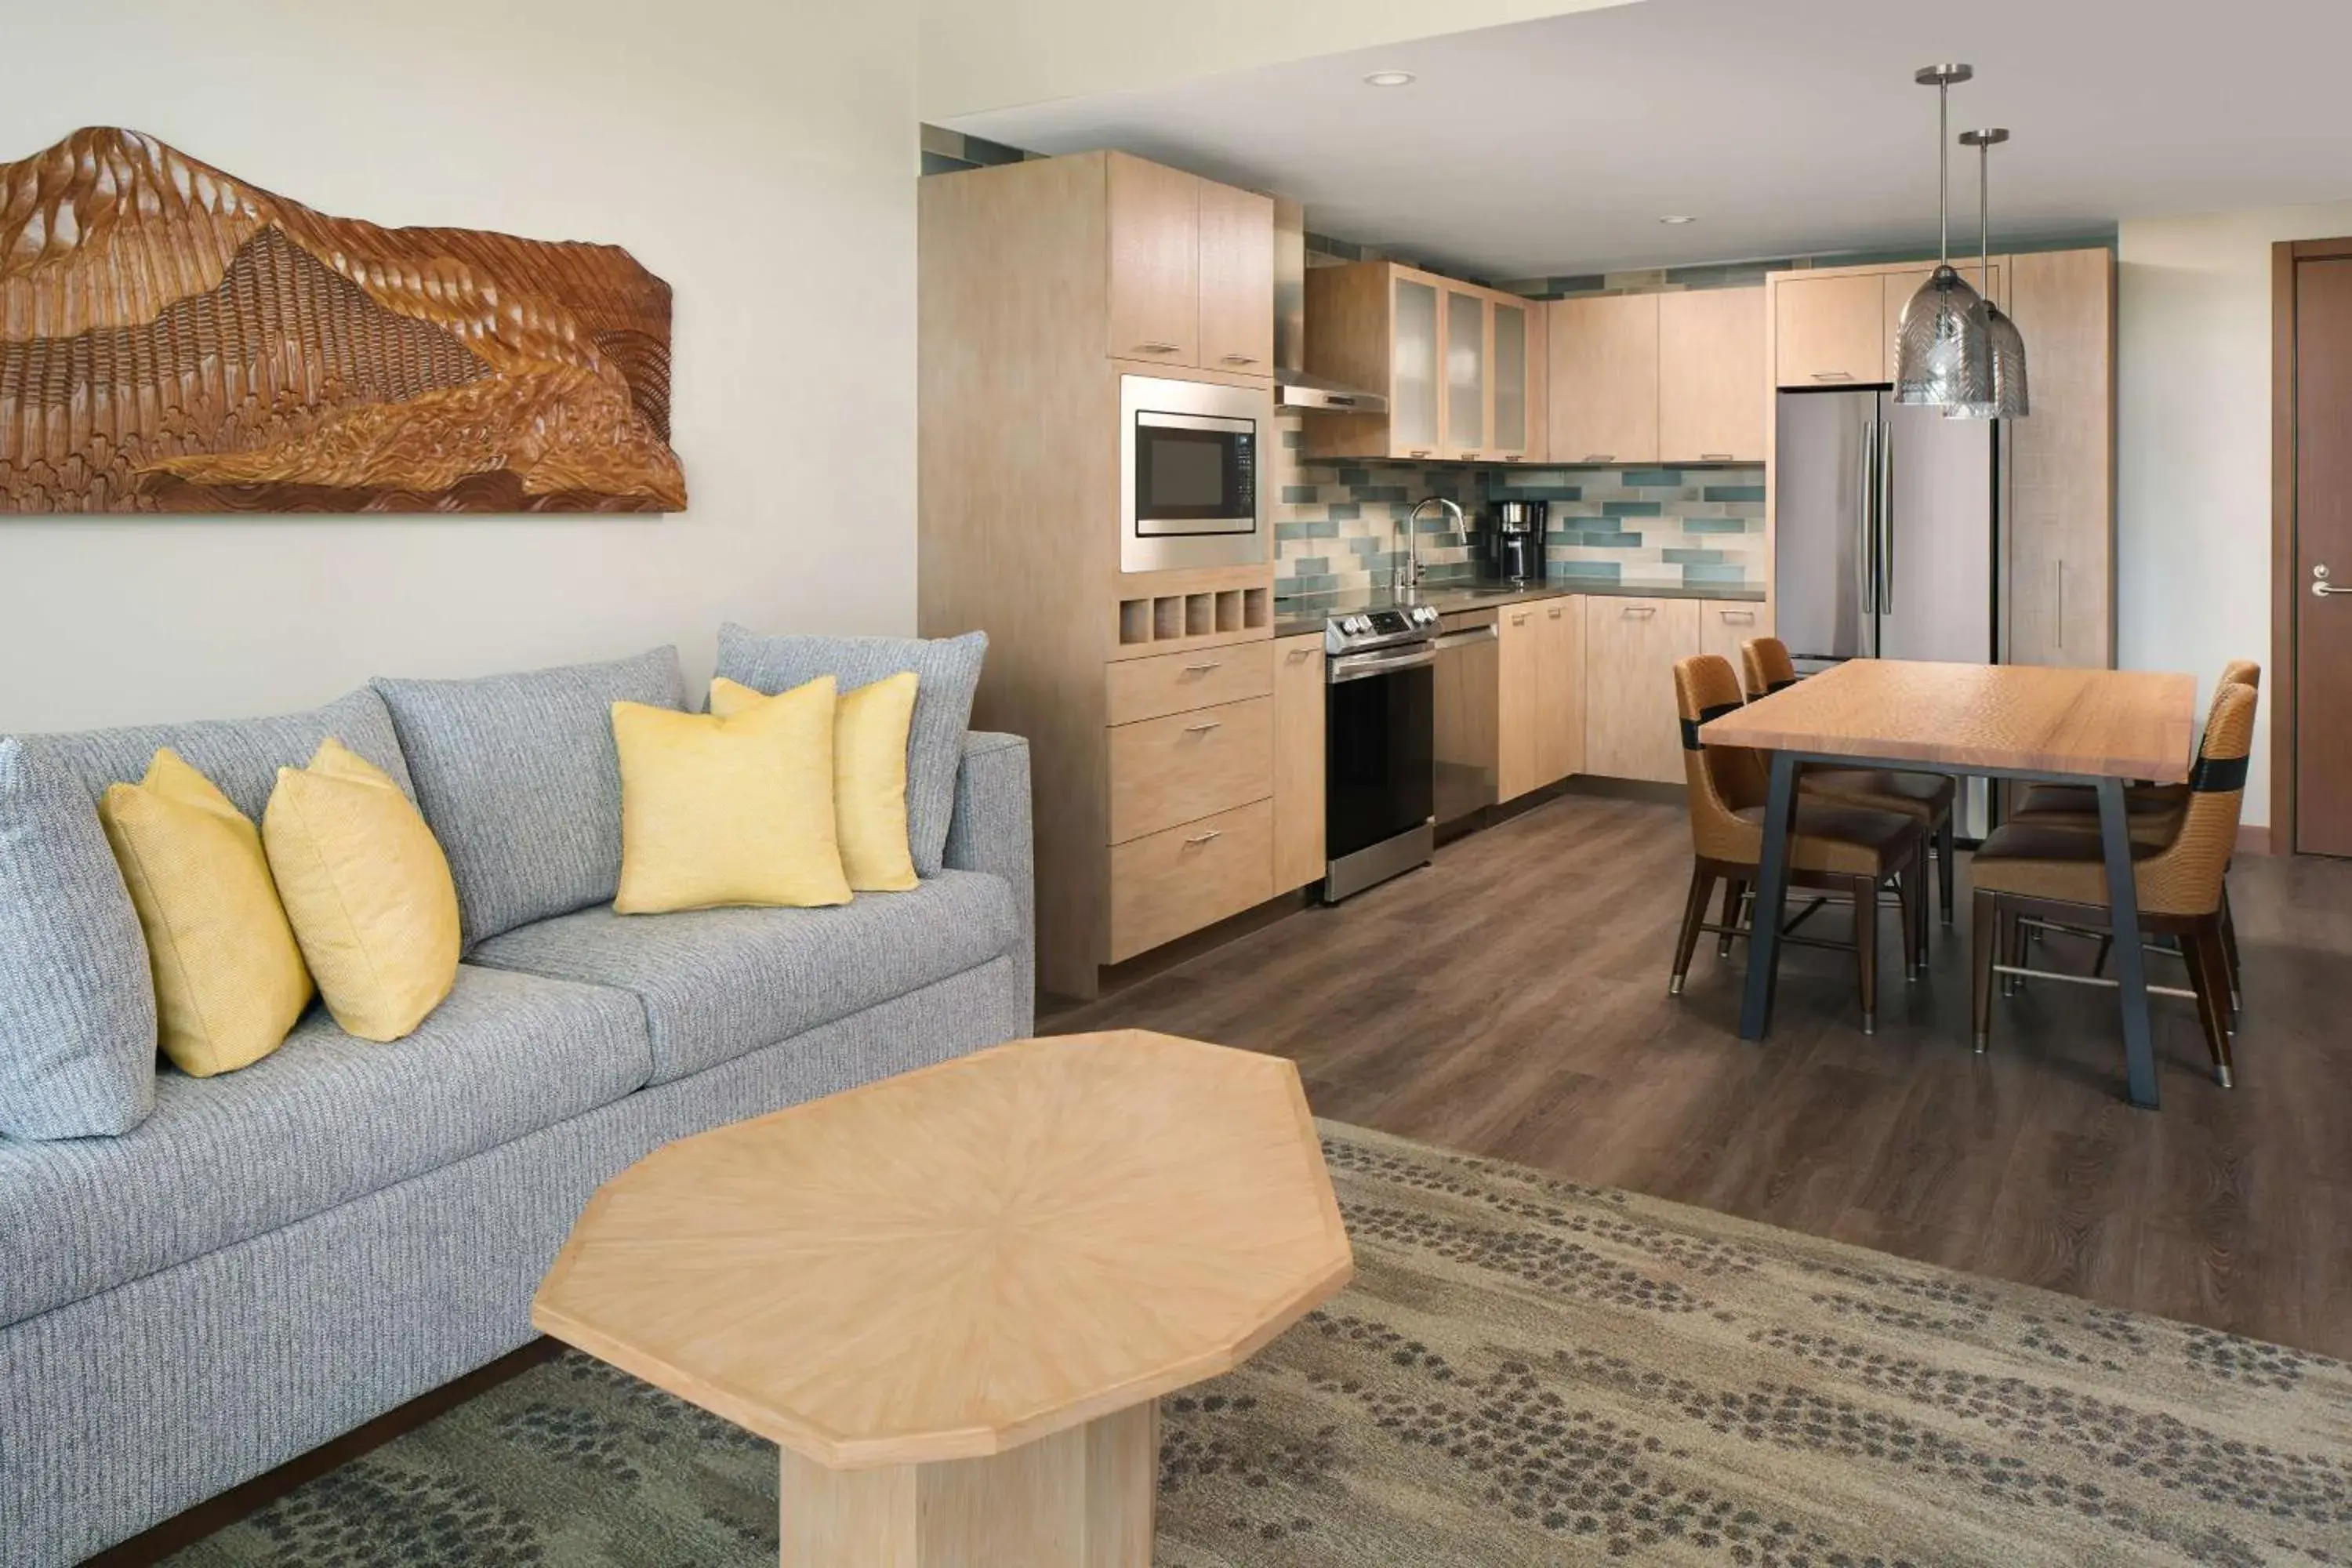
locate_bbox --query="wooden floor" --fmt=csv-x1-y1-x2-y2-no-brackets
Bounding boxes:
1049,789,2352,1360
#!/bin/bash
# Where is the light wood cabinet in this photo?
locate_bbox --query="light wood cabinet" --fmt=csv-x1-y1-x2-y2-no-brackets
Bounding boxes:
1585,596,1700,784
1658,287,1766,462
1106,695,1273,845
1303,262,1544,463
2002,248,2114,667
1697,599,1773,673
1104,641,1272,726
1548,293,1660,465
1774,273,1884,387
1270,634,1326,894
1107,800,1274,964
1497,597,1585,800
1105,154,1199,367
1196,180,1275,374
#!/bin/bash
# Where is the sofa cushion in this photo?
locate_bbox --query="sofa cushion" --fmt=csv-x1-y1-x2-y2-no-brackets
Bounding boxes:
714,625,986,878
0,964,651,1330
468,869,1022,1085
373,648,688,949
0,739,156,1142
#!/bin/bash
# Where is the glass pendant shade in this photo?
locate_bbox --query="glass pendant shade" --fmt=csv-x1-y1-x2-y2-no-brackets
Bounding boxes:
1893,263,1993,407
1945,127,2030,419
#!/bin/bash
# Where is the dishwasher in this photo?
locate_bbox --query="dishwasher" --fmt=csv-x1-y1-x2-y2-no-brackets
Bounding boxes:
1431,609,1501,833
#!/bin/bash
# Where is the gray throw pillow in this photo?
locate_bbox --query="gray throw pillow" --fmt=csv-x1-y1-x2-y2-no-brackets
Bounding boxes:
0,737,158,1141
373,648,688,948
713,626,987,878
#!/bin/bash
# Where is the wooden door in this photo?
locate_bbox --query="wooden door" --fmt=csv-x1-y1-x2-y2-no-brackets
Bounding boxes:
1497,603,1544,800
1773,274,1882,387
1658,287,1765,461
1270,634,1327,891
1196,180,1274,375
1547,293,1659,466
1390,271,1443,459
1584,596,1700,783
1105,154,1198,365
1697,600,1773,677
2294,256,2352,855
2005,249,2113,669
1442,285,1490,459
1536,595,1587,782
1490,297,1535,459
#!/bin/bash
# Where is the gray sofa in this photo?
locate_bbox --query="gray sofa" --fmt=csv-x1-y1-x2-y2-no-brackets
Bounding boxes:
0,645,1033,1567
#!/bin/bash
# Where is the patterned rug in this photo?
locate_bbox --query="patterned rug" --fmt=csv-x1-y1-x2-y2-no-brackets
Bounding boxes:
169,1122,2351,1567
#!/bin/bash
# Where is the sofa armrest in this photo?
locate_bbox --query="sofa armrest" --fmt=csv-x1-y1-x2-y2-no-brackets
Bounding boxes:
942,731,1033,1009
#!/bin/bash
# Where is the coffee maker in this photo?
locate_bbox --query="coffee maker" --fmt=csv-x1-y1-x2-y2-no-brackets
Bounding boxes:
1489,500,1547,583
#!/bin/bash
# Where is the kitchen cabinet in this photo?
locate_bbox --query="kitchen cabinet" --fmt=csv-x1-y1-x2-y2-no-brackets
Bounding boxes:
1658,287,1766,462
1196,179,1276,374
1773,273,1884,387
1271,633,1326,893
1585,596,1700,784
1548,293,1660,465
1497,597,1585,800
1302,262,1545,463
2002,248,2114,667
1697,599,1773,673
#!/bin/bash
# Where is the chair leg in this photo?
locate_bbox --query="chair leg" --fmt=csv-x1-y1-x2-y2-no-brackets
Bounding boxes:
2005,906,2031,996
2090,933,2113,977
1936,812,1957,927
1670,866,1718,996
2220,883,2244,1011
1970,888,1999,1053
1853,874,1879,1035
1716,877,1748,960
1893,852,1922,983
2190,918,2238,1089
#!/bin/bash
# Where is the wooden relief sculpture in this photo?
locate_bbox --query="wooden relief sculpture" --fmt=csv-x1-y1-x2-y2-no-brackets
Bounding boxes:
0,129,684,512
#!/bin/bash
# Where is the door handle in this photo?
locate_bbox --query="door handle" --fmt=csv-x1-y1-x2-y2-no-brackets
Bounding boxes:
1182,830,1222,848
1859,419,1878,618
1624,605,1657,618
1134,341,1181,354
1182,720,1222,734
1877,416,1896,608
1813,371,1856,383
2318,564,2350,596
1584,453,1615,463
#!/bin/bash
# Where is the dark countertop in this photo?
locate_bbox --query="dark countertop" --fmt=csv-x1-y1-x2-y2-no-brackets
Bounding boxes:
1272,578,1767,637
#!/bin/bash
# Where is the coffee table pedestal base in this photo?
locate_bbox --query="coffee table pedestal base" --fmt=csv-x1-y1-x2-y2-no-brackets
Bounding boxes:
780,1399,1158,1567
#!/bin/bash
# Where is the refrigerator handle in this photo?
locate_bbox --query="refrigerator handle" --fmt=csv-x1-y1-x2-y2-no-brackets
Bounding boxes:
1863,416,1882,620
1878,415,1896,611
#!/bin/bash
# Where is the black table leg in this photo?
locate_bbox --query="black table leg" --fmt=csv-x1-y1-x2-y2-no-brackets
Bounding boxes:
2097,775,2160,1109
1738,751,1801,1041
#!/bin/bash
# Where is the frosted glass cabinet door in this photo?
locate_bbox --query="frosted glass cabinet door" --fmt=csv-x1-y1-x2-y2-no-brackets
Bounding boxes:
1445,288,1487,456
1392,275,1441,457
1492,299,1529,455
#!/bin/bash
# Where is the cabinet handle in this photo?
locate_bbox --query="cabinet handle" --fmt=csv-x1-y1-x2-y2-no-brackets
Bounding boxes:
1183,830,1223,848
1285,648,1313,662
1221,354,1260,365
2054,560,2064,650
1700,452,1736,462
1461,451,1480,461
1719,609,1755,623
1135,341,1181,354
1183,720,1222,735
1510,611,1530,624
1182,661,1223,673
1407,448,1432,459
1811,371,1856,383
1584,453,1615,463
1548,606,1563,619
1624,605,1657,618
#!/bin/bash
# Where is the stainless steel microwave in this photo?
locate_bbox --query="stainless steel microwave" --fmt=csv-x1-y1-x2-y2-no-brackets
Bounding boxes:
1120,375,1271,573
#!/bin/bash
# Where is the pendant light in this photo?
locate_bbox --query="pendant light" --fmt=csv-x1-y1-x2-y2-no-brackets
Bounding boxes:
1893,65,1993,408
1947,128,2031,419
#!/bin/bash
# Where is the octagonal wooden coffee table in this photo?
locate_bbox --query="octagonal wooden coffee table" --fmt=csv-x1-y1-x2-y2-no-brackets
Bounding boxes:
532,1029,1353,1566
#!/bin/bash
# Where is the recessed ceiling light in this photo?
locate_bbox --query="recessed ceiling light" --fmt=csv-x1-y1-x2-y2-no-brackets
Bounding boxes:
1363,71,1417,88
1658,215,1697,225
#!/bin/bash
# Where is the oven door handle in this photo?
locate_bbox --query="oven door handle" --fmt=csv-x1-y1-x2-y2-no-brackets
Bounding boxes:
1328,644,1439,684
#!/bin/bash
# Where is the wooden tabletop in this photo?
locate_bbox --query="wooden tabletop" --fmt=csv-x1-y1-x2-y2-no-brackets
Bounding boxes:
532,1031,1352,1470
1699,659,2200,782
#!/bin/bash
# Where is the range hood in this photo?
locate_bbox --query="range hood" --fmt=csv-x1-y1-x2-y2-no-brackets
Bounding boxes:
1273,196,1388,415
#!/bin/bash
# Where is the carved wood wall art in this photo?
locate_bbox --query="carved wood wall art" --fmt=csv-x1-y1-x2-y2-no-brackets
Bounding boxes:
0,129,684,513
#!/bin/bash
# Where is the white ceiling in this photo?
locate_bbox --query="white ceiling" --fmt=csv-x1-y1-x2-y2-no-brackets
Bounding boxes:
944,0,2352,279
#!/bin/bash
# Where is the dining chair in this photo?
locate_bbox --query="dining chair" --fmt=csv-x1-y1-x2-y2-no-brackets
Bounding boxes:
1739,637,1959,935
1969,681,2259,1087
2002,661,2261,1002
1670,655,1928,1034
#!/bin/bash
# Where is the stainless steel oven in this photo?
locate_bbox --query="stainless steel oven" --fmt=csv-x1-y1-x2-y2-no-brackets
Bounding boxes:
1323,606,1440,902
1121,375,1270,573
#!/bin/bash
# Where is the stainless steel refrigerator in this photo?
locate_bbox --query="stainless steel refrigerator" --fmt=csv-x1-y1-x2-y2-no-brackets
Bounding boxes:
1775,388,1999,833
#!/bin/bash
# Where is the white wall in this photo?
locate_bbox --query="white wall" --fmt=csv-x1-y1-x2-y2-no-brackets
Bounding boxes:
0,0,916,732
918,0,1637,121
2117,198,2352,827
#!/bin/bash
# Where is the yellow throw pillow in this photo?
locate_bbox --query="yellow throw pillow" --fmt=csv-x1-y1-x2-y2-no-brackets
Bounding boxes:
711,672,920,893
612,678,853,913
99,749,314,1077
263,739,461,1042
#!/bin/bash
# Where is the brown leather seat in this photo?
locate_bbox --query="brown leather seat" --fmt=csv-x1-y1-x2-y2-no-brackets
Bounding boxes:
1671,654,1928,1033
1739,637,1958,924
1970,681,2259,1087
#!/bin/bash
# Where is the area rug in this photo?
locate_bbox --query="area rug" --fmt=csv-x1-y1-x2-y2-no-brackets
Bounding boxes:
168,1122,2351,1567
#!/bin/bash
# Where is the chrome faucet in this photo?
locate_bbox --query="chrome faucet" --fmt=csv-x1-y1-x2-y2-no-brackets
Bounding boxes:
1396,495,1464,602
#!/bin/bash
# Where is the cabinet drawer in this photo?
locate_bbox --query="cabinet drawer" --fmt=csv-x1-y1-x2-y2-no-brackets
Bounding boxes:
1107,800,1274,963
1107,695,1273,844
1105,641,1274,726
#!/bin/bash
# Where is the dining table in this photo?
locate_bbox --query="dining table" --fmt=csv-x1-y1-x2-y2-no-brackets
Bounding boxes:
1698,658,2200,1109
